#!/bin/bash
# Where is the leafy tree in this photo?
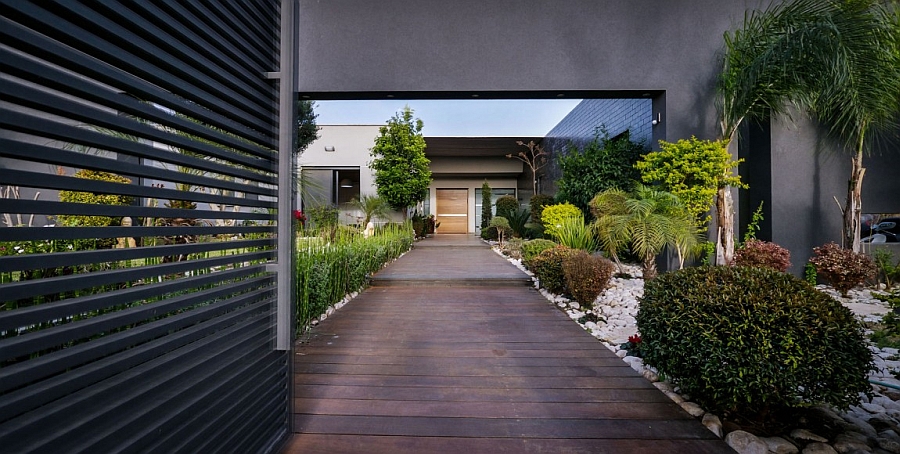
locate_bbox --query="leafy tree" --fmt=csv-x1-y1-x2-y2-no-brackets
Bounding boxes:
556,128,646,216
719,0,900,253
590,185,699,278
296,99,320,155
636,137,746,265
369,106,431,218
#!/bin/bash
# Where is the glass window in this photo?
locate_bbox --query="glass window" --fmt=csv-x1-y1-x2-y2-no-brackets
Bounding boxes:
474,188,516,230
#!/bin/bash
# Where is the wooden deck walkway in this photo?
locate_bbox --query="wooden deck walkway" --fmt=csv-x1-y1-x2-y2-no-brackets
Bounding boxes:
283,235,733,453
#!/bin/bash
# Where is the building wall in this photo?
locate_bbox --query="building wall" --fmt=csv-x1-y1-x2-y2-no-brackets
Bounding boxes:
541,98,653,188
297,0,770,144
429,177,519,234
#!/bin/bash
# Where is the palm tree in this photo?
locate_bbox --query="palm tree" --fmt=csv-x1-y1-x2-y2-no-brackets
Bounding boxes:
719,0,900,253
590,185,699,279
348,194,390,226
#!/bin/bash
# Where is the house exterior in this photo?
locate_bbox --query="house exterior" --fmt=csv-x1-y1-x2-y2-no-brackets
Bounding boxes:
301,125,540,234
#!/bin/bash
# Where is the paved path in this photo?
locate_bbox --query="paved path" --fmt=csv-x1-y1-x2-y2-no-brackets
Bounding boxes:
283,235,733,453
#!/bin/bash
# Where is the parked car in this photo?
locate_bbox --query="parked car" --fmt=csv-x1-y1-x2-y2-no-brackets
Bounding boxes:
861,217,900,243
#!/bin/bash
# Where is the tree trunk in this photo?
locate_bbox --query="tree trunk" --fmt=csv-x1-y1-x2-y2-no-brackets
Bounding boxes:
845,145,865,253
715,186,735,266
642,253,658,280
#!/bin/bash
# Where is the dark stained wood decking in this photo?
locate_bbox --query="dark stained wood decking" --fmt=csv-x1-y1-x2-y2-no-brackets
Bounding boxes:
284,237,733,453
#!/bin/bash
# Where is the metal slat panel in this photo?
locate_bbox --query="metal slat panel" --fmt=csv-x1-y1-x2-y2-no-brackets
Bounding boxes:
0,2,275,132
0,239,272,272
0,170,275,211
0,49,274,159
0,309,272,452
0,139,277,197
0,0,288,450
0,286,274,420
0,225,270,242
0,84,277,172
0,16,272,145
0,266,269,332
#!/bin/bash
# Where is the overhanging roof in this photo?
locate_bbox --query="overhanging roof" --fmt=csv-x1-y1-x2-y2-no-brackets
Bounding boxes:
424,136,543,158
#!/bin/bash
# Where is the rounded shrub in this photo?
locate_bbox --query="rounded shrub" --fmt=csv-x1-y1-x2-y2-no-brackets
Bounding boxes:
521,239,557,266
541,202,583,240
637,266,874,422
529,245,580,295
810,242,876,296
733,239,791,272
562,251,615,308
495,195,519,220
56,170,133,228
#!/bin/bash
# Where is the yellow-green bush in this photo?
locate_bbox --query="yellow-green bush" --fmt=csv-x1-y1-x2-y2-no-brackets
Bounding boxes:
541,202,583,240
56,170,133,228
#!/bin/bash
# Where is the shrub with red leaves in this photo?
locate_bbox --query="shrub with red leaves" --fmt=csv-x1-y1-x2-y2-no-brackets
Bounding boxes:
809,242,875,296
734,239,792,272
562,251,615,308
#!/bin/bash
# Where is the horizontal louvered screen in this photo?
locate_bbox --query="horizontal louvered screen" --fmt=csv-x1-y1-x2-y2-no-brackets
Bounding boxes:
0,1,291,452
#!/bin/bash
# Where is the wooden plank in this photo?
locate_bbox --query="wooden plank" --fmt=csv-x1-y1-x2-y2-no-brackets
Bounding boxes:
288,238,733,453
293,374,656,390
284,435,733,454
294,399,692,419
293,415,720,439
294,385,671,403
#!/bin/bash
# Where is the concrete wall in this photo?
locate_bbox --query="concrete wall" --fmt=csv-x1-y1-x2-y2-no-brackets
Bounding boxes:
297,0,768,144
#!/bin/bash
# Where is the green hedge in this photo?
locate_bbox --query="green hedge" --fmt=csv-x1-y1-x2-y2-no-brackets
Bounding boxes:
637,266,874,423
296,223,413,334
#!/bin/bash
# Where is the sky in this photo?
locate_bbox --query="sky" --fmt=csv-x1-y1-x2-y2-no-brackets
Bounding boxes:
313,99,583,137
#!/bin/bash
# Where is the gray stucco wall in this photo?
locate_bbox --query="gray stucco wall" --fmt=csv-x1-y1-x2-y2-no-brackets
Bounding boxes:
755,112,900,274
297,0,768,145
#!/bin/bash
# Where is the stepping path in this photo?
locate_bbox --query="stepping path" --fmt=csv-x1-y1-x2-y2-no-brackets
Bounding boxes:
283,235,733,453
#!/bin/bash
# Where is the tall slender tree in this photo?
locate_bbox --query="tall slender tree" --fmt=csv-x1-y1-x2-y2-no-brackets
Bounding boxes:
719,0,900,253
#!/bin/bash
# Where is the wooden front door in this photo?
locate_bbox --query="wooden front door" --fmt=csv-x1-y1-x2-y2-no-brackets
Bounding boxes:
436,189,468,234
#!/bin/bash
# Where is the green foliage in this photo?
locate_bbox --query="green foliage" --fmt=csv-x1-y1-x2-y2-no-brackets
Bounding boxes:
553,216,598,252
529,194,554,225
489,216,511,244
480,181,492,230
636,136,746,227
505,208,531,238
874,248,900,289
871,290,900,348
495,195,519,220
556,128,646,215
307,205,339,230
528,245,580,295
718,0,900,252
370,106,431,214
521,239,557,266
57,170,133,250
562,251,615,308
804,262,818,286
348,194,390,226
590,185,698,279
637,266,875,422
296,223,414,334
809,242,875,296
743,201,765,243
296,99,320,155
541,203,583,240
733,239,791,272
499,237,526,259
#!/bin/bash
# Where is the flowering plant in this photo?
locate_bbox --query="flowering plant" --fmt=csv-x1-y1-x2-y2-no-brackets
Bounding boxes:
620,334,643,357
292,210,306,227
